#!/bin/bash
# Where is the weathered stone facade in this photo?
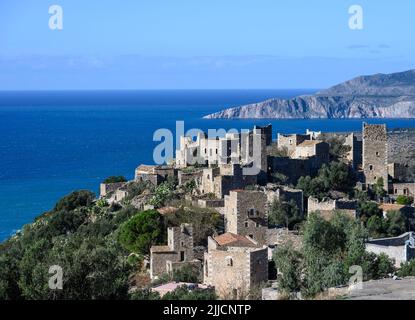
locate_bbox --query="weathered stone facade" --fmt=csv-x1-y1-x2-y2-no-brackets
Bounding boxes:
224,190,268,245
99,182,127,198
363,123,388,189
345,133,363,169
199,164,257,199
150,224,198,280
269,156,326,185
293,140,329,162
307,197,357,220
390,182,415,197
203,233,268,299
264,184,304,215
135,164,176,186
176,125,271,174
277,133,311,157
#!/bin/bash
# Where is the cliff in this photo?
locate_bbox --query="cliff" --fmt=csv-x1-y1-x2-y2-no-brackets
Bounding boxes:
204,69,415,119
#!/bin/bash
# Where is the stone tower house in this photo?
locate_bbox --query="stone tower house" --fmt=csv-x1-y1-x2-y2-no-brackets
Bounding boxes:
224,190,268,245
150,223,196,279
203,233,268,299
362,123,388,189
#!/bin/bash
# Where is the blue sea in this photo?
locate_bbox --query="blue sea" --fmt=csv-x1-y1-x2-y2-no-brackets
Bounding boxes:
1,89,415,241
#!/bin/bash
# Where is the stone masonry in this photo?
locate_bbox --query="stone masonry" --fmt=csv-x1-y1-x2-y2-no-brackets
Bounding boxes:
224,190,268,245
150,224,198,280
363,123,389,189
203,233,268,299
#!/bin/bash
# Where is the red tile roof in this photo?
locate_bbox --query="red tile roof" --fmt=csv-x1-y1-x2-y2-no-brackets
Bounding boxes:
214,232,257,247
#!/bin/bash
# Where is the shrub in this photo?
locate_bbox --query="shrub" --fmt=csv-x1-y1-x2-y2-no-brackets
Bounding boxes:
118,210,165,256
103,176,127,184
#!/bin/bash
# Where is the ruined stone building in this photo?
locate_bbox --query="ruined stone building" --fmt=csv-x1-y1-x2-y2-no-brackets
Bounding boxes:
292,140,329,162
264,184,304,214
100,181,127,198
345,133,363,169
175,125,271,179
224,190,268,245
135,164,176,186
150,224,200,280
307,197,358,220
390,182,415,197
362,123,389,189
277,133,311,157
203,233,268,299
199,164,257,199
366,232,415,268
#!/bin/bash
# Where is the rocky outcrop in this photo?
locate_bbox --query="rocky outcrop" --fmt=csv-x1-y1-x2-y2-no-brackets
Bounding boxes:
204,69,415,119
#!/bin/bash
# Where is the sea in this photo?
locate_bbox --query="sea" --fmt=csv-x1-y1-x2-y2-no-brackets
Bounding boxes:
1,89,415,241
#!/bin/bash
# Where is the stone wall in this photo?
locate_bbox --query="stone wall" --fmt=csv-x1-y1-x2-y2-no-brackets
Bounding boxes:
390,182,415,197
224,190,268,245
150,224,194,279
345,133,363,169
204,237,268,299
307,197,357,215
99,182,126,198
277,134,310,156
363,123,388,188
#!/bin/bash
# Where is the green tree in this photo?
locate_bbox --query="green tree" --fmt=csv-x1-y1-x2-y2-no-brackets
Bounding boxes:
172,264,202,283
385,211,407,237
103,176,127,184
162,285,217,300
398,259,415,277
366,215,386,238
372,177,387,199
396,195,413,205
149,182,176,208
53,190,95,212
358,201,381,223
268,198,302,229
118,210,165,256
273,245,302,296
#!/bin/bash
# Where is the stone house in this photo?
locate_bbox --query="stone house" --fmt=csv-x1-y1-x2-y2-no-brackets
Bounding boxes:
277,133,311,157
362,123,389,189
307,197,358,219
99,182,127,198
264,185,304,214
175,125,271,175
366,232,415,268
293,140,329,162
203,233,268,299
150,224,200,280
199,164,257,199
224,190,268,245
135,164,176,186
345,133,363,169
390,182,415,198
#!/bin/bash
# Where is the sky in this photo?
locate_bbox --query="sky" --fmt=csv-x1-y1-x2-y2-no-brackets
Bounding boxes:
0,0,415,90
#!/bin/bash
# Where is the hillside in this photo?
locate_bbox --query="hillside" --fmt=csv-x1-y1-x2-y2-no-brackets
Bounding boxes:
204,70,415,119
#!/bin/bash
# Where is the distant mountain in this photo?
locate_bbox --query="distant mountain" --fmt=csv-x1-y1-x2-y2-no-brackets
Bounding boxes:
204,70,415,119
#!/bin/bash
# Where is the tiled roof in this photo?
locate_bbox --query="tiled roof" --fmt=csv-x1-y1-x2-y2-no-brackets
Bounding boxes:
214,232,257,248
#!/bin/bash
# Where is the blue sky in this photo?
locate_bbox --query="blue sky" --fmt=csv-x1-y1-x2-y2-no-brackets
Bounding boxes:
1,0,415,90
